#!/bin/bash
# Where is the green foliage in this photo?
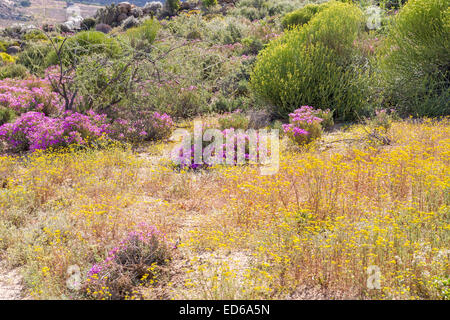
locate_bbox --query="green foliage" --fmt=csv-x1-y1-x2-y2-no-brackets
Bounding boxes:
218,111,250,130
0,63,28,79
380,0,450,117
232,0,307,21
0,41,7,52
202,0,218,8
0,107,16,126
167,0,181,15
125,18,159,47
281,3,329,29
23,30,47,41
73,53,133,113
81,17,97,31
46,31,122,67
17,42,53,75
251,1,367,120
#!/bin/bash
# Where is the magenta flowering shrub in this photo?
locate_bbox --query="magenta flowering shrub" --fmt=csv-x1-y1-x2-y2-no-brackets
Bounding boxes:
0,78,63,116
0,110,110,152
109,111,174,143
84,223,171,300
174,128,264,171
283,106,332,146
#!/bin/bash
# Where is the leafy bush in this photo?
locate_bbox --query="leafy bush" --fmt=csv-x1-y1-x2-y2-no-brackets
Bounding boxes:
46,31,122,66
81,17,97,31
0,63,28,79
125,18,159,46
380,0,450,117
232,0,306,21
202,0,218,8
0,110,110,152
218,109,250,130
23,30,47,41
0,107,15,125
109,111,174,143
281,3,329,29
17,42,53,75
251,1,367,120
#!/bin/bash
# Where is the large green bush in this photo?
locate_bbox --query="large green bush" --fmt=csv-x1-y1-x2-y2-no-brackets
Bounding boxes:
281,3,330,29
46,31,122,66
251,1,367,120
380,0,450,117
17,42,53,75
0,63,28,79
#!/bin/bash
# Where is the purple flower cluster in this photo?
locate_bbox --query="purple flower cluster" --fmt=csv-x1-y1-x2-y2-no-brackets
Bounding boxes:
0,110,110,151
283,106,328,145
174,128,262,170
0,78,63,115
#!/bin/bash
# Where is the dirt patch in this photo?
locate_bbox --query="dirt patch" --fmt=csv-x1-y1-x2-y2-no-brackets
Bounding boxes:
0,260,28,300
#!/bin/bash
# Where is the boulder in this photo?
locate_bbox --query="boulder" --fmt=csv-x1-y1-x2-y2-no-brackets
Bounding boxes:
117,2,132,14
6,46,20,55
95,23,112,34
180,1,191,10
117,13,128,23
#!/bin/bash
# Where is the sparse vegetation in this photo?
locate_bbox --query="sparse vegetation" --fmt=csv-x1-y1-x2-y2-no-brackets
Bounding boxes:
0,0,448,302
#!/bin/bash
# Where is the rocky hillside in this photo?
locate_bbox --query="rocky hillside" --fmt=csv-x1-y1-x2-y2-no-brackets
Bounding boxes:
0,0,30,22
71,0,163,7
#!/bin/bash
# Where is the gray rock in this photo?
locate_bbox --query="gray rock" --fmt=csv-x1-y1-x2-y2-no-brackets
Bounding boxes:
118,2,132,14
117,13,128,23
6,46,20,55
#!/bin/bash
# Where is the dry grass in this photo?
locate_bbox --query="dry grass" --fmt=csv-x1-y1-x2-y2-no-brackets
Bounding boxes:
0,119,448,299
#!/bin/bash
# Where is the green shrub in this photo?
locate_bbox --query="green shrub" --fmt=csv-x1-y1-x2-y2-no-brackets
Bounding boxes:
218,110,250,130
81,17,97,31
281,3,329,29
251,1,367,120
125,18,159,46
380,0,450,117
23,30,47,41
232,0,307,21
46,31,122,66
0,41,7,52
17,42,53,75
0,107,16,125
202,0,218,8
0,63,28,79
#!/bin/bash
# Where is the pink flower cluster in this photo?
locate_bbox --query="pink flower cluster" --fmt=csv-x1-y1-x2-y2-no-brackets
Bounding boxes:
174,128,263,170
0,78,63,115
283,106,328,145
0,110,110,151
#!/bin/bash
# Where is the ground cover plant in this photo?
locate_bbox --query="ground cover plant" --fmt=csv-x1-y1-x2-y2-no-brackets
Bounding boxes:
0,0,448,301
